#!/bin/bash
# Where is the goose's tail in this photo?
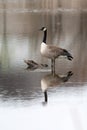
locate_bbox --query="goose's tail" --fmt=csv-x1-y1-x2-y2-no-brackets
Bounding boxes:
63,49,73,60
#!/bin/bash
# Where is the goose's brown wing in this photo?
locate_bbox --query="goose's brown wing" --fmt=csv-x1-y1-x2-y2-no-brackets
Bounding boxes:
47,45,63,57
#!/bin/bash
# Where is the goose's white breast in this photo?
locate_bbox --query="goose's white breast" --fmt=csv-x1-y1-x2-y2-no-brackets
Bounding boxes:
40,42,47,54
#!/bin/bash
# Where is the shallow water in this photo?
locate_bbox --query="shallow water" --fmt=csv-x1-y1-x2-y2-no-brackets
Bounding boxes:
0,8,87,130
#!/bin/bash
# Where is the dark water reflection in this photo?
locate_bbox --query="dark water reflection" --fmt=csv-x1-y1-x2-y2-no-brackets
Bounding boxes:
41,71,73,103
0,10,87,107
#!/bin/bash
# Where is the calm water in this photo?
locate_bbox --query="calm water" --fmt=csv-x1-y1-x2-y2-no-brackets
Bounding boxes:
0,8,87,130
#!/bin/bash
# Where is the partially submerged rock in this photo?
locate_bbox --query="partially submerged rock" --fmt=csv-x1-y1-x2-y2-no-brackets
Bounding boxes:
24,60,48,70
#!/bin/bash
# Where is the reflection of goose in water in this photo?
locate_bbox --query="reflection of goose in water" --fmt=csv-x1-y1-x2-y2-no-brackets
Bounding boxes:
41,71,73,103
40,27,73,73
24,60,48,70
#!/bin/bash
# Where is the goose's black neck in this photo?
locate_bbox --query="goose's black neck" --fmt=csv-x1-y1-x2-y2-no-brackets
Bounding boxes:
44,90,47,102
43,30,47,43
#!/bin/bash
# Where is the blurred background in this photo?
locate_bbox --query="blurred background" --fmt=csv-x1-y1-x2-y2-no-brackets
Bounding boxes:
0,0,87,80
0,1,87,130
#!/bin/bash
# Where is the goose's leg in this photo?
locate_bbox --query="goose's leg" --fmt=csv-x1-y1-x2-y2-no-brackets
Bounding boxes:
51,59,53,74
53,58,55,76
51,58,55,75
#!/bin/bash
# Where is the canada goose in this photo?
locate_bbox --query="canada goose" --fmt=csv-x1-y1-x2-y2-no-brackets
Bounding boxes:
41,71,73,103
24,60,48,70
40,27,73,74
